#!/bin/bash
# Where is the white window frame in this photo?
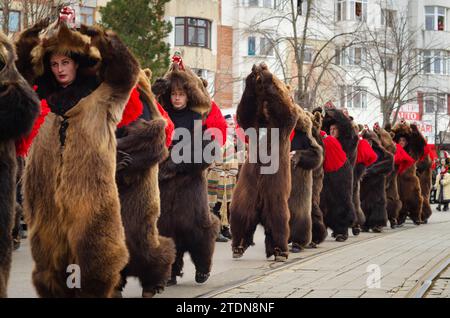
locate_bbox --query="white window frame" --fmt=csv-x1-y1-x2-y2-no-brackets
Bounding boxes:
381,9,396,28
425,6,446,31
339,85,367,109
424,94,447,114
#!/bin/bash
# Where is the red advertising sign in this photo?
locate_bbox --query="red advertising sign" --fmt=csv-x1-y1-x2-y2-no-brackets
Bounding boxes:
396,103,422,121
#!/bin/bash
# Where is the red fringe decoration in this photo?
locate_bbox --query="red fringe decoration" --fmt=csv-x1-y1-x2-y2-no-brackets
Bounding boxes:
395,143,415,175
117,87,143,129
156,101,174,148
204,101,228,147
323,135,347,172
15,99,51,157
357,138,378,167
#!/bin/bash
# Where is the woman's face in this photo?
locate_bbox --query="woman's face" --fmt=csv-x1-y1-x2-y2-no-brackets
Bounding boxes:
399,137,408,148
330,124,339,138
170,88,188,110
50,54,78,87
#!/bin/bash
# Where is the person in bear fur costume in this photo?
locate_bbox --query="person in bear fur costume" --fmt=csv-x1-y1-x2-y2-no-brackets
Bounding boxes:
114,69,176,298
352,127,378,236
288,108,323,252
416,144,434,224
373,124,403,229
156,58,222,285
19,20,140,297
390,121,425,225
309,111,328,246
230,64,299,261
360,129,394,232
0,31,40,298
320,108,359,242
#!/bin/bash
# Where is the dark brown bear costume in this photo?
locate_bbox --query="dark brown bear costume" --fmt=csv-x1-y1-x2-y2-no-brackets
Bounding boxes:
391,122,425,225
230,64,300,261
374,125,402,228
288,107,323,252
115,70,175,298
320,108,358,241
309,111,327,246
156,63,220,285
21,23,139,297
416,150,433,223
360,130,394,232
0,31,40,298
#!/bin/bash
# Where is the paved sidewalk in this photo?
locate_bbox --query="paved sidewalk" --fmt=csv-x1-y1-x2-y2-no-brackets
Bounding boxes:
213,212,450,298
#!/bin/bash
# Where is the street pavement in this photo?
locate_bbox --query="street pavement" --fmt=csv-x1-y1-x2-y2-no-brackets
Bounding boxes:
7,206,450,298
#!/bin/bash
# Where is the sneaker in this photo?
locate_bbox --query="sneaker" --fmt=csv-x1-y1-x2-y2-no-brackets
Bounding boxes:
372,226,383,233
166,276,177,287
335,234,348,242
216,233,229,243
291,243,303,253
221,226,232,240
195,271,210,284
352,226,361,236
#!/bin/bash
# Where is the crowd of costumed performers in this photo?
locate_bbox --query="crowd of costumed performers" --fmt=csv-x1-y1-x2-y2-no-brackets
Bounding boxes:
0,7,439,298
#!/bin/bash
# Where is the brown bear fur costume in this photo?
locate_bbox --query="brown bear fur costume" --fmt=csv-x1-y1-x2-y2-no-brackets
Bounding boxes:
374,125,403,228
115,70,175,298
416,154,433,223
21,23,139,297
360,130,394,231
288,108,323,252
390,122,425,225
0,31,40,298
230,64,300,261
320,108,358,241
156,63,220,285
309,111,327,246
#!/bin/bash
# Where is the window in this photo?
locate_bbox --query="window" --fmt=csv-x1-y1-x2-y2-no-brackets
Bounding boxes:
336,0,367,22
339,85,367,108
337,47,365,66
424,94,447,114
174,17,211,49
381,9,396,28
425,6,446,31
263,0,273,8
422,50,449,75
248,0,259,7
260,37,274,56
335,48,342,65
0,10,21,33
303,47,314,63
248,36,256,56
80,6,95,26
383,54,394,71
298,0,311,15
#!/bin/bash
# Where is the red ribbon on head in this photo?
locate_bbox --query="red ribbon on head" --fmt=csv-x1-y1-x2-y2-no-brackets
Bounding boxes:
204,101,228,147
395,143,415,175
357,139,378,167
323,135,347,172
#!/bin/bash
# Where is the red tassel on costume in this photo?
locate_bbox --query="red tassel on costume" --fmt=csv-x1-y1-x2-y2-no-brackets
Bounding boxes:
357,139,378,167
290,130,295,142
156,101,174,148
395,143,415,175
117,87,143,128
15,99,50,157
204,101,228,147
323,135,347,172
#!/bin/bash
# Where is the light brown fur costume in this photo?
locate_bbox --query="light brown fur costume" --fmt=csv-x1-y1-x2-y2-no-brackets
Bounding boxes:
21,23,140,297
